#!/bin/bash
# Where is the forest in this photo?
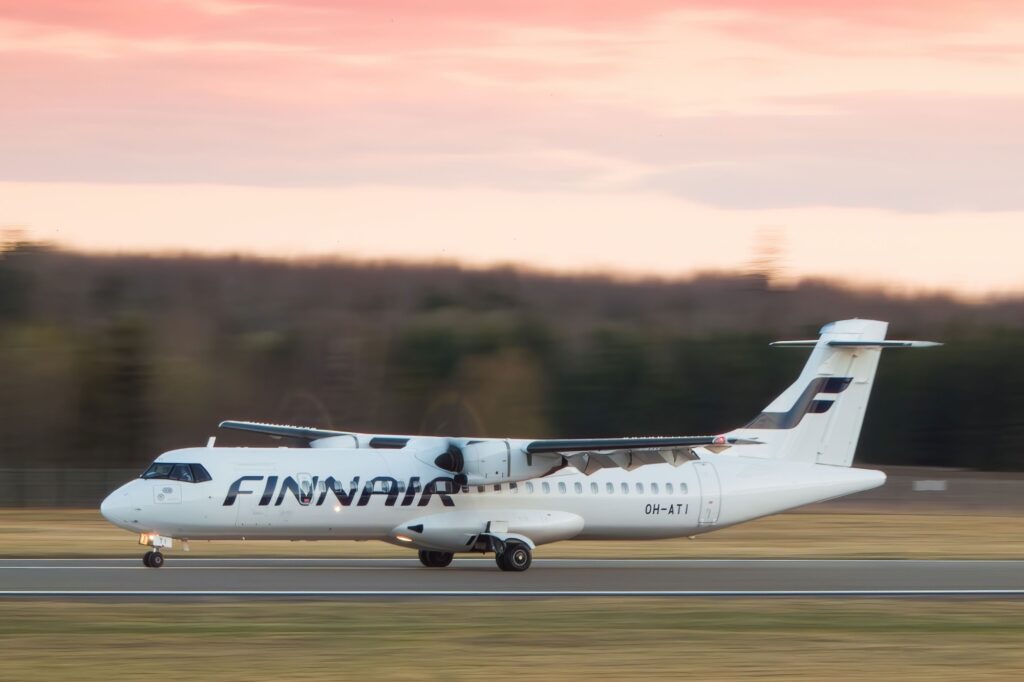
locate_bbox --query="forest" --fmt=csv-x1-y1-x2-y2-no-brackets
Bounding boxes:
2,236,1023,471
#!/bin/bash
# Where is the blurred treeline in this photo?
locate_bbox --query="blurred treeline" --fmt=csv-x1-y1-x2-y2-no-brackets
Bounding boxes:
2,237,1024,471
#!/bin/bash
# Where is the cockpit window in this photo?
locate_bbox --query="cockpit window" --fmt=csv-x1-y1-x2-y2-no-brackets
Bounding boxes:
141,463,174,480
190,463,212,483
141,463,212,483
171,464,193,482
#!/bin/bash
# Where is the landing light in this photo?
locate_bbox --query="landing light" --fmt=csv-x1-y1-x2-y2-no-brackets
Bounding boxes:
395,535,413,543
333,505,342,512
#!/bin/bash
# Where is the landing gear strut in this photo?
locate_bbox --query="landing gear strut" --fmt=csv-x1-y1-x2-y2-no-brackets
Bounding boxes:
142,550,165,568
418,550,454,568
139,533,173,568
496,542,532,572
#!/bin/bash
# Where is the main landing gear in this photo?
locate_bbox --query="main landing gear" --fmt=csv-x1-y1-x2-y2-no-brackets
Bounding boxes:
142,550,165,568
495,542,532,572
418,550,454,568
415,539,533,571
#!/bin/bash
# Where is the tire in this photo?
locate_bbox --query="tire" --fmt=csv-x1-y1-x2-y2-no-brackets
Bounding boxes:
418,550,454,568
142,551,153,567
498,543,532,572
430,552,454,568
149,552,165,569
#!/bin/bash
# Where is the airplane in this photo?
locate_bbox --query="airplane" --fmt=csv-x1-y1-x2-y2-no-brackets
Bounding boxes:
100,319,939,571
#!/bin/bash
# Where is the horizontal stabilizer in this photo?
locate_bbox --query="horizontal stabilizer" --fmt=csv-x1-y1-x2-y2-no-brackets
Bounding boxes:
827,340,942,348
771,339,942,349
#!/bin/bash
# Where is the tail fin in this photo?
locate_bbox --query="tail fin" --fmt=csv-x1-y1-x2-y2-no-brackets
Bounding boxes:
726,319,939,467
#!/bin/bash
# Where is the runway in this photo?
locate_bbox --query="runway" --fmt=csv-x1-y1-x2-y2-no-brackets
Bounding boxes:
2,558,1023,597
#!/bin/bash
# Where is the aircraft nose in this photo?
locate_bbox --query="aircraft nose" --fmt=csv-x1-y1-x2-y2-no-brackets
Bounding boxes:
100,488,135,528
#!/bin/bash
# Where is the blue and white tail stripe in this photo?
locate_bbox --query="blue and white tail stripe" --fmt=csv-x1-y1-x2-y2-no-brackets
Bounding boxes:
744,376,852,430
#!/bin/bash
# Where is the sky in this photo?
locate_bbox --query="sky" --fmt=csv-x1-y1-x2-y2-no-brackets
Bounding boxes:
2,0,1023,297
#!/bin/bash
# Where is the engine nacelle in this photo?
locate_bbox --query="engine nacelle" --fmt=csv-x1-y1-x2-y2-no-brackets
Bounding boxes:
432,439,554,486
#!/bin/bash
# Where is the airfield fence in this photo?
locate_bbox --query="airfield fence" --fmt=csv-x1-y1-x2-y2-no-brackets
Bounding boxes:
1,466,1023,513
0,468,139,508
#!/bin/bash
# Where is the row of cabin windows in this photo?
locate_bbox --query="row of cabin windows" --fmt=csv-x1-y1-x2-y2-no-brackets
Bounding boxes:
518,481,689,496
347,479,690,495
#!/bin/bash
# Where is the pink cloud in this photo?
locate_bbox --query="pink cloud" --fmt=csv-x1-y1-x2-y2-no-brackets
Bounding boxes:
2,0,1018,47
2,0,1023,213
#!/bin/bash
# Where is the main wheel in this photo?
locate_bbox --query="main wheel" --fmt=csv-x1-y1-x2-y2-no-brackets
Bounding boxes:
142,551,154,567
430,552,453,567
497,543,532,572
418,550,454,568
149,552,165,569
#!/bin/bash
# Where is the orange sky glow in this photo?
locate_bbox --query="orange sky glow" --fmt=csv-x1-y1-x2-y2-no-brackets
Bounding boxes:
2,1,1023,296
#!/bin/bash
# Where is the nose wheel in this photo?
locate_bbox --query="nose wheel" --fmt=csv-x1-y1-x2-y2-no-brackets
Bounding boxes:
142,551,165,568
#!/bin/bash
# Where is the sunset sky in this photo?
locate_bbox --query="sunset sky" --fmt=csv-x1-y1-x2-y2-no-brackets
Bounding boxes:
2,1,1023,296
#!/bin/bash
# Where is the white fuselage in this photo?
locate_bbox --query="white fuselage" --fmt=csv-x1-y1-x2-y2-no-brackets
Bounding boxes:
101,446,885,550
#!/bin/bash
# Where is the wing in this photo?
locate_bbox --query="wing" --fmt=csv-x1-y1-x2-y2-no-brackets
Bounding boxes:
218,420,352,441
524,435,759,474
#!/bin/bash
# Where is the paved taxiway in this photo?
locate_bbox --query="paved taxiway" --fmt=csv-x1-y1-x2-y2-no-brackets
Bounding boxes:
2,558,1023,597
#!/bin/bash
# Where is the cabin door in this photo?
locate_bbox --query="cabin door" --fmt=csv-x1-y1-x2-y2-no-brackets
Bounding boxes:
693,461,721,526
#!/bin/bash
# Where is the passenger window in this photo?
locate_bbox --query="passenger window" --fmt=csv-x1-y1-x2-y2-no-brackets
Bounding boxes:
574,482,583,494
542,482,551,494
621,482,629,495
477,486,485,494
526,482,535,494
558,482,566,494
606,482,614,494
510,482,519,494
679,483,688,494
590,482,598,494
299,476,314,503
636,482,644,495
665,482,674,494
651,482,659,495
396,481,406,493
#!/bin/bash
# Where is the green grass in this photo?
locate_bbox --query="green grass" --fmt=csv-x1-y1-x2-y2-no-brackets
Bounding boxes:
2,599,1024,680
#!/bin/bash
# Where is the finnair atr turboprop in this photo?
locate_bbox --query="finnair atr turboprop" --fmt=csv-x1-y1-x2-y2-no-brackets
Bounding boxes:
101,319,938,571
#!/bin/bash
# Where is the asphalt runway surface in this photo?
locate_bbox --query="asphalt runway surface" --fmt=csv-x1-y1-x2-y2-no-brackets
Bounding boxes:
2,558,1024,597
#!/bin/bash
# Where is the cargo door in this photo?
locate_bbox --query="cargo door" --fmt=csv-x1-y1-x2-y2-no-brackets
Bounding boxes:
233,467,274,529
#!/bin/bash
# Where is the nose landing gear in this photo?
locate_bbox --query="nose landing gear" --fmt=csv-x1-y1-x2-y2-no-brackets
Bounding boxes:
139,533,174,568
142,551,165,568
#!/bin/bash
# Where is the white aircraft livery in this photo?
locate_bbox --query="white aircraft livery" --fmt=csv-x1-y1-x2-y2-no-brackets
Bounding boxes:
101,319,939,571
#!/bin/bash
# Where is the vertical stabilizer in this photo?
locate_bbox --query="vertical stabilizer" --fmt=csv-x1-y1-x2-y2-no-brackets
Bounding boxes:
726,319,931,467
